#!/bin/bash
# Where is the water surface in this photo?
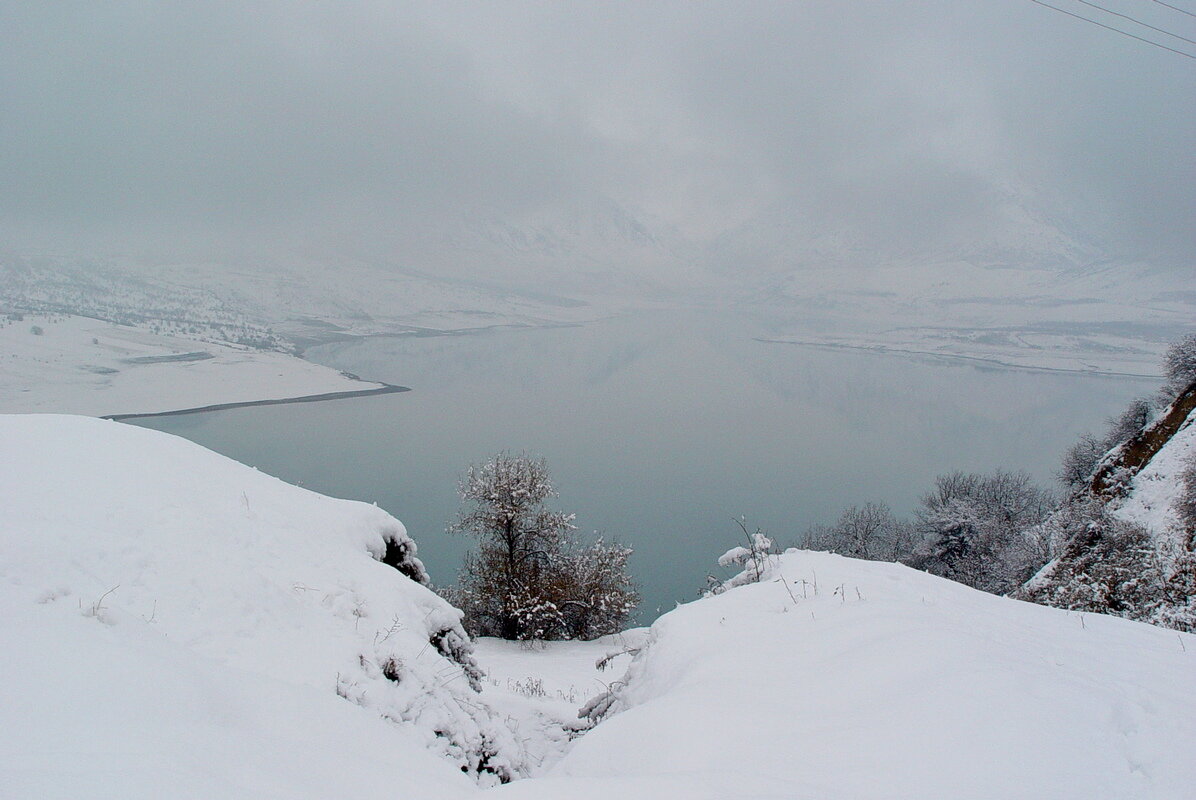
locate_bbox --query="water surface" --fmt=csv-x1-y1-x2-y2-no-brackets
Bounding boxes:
132,312,1155,620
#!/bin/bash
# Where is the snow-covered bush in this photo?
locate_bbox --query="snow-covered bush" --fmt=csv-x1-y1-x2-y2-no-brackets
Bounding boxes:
1175,454,1196,540
550,538,640,640
1019,498,1196,633
1059,397,1155,491
446,453,637,641
706,520,777,595
1059,433,1104,490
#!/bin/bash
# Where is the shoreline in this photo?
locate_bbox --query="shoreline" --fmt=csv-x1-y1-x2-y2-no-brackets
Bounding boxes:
754,337,1162,380
102,384,410,422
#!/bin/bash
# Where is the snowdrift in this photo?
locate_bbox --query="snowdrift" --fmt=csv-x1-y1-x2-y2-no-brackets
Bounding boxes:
0,414,522,797
500,551,1196,800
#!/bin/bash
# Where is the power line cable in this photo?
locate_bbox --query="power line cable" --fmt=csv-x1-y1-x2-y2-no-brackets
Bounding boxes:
1146,0,1196,20
1071,0,1196,44
1027,0,1196,59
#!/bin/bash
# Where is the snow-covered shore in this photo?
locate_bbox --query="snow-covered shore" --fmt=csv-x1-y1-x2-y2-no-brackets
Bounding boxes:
0,313,387,417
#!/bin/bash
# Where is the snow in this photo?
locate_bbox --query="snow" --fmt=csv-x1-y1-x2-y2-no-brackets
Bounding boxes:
3,415,1194,798
0,414,516,796
3,604,472,800
1114,405,1196,540
474,631,647,713
752,260,1194,378
0,313,381,417
499,551,1196,799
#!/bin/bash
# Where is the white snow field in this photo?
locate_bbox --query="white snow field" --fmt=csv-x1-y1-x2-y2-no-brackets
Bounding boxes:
496,550,1196,800
0,313,382,417
2,415,1194,798
0,414,522,798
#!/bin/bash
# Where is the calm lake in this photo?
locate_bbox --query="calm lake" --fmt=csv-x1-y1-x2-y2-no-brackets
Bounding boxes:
130,311,1155,621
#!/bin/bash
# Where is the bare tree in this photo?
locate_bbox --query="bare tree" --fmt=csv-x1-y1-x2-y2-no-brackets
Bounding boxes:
806,501,914,561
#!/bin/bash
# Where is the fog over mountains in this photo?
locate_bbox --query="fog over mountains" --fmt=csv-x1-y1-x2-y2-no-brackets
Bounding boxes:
1,1,1192,368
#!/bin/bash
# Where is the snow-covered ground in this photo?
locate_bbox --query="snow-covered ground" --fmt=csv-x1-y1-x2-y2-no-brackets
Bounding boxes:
752,261,1194,378
474,631,647,718
0,313,382,417
3,416,1193,798
498,551,1196,799
0,415,530,796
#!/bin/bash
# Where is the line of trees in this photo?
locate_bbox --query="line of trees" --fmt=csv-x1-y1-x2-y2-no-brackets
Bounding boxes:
770,332,1196,631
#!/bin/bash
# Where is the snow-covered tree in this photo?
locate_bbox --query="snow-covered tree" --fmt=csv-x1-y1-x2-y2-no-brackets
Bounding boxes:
446,453,637,641
910,470,1054,594
1059,398,1155,491
1163,332,1196,396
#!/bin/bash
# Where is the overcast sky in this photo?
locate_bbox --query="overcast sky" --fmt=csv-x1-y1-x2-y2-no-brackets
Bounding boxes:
1,1,1193,272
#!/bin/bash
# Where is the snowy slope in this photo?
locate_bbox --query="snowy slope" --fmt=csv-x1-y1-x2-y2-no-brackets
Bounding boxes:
0,415,528,796
498,551,1196,800
4,417,1194,798
1114,404,1196,541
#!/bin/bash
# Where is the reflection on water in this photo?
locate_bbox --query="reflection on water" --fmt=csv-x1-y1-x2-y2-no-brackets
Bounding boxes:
130,312,1155,621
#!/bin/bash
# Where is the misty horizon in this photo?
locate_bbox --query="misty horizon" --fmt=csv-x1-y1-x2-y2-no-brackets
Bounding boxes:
2,1,1193,290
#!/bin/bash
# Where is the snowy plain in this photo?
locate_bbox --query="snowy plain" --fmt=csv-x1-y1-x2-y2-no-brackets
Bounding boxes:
0,314,381,417
2,415,1194,798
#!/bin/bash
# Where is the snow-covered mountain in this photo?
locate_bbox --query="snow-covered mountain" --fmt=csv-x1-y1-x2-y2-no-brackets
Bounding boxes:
3,184,1192,375
706,183,1110,276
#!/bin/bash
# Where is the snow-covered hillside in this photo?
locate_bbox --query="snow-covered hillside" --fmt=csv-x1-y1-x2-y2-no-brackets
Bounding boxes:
2,416,1193,798
0,415,535,797
1114,399,1196,540
501,551,1196,799
1019,385,1196,631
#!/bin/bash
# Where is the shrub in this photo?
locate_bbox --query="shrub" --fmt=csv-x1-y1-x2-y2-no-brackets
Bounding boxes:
445,453,637,641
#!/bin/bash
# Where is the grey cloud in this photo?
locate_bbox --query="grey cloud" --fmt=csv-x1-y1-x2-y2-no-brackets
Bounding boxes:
1,1,1192,270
